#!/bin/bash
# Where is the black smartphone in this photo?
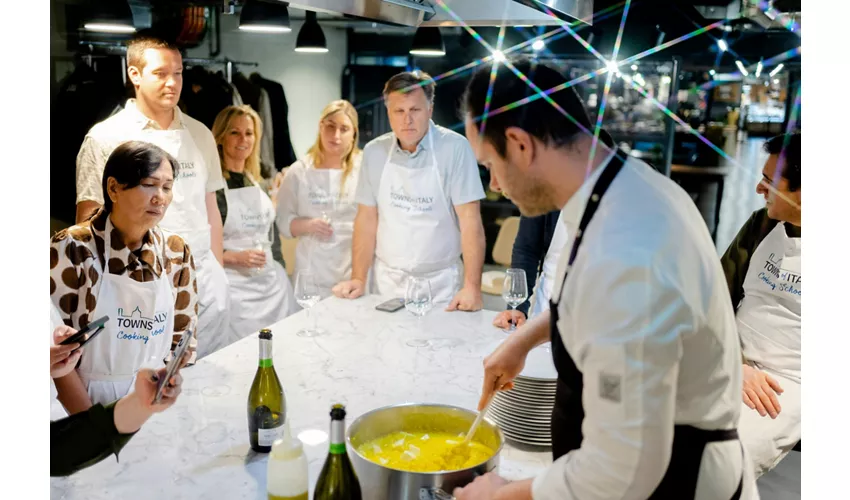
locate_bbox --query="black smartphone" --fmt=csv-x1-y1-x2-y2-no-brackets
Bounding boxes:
59,315,109,349
375,298,405,313
153,329,192,404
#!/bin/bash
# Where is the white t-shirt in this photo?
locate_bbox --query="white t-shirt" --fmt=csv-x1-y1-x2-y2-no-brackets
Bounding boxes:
76,99,225,205
354,121,485,208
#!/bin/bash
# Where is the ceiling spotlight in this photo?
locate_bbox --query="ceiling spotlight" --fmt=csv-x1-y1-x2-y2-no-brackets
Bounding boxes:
773,78,780,85
295,11,328,53
769,63,785,77
410,27,445,56
735,60,749,76
532,39,545,51
709,69,716,76
492,50,506,62
630,64,638,71
717,39,728,52
84,0,136,33
239,0,292,33
755,59,763,78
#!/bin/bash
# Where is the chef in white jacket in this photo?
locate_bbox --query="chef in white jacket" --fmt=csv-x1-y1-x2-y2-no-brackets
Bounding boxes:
332,71,487,311
75,35,229,359
720,133,802,477
455,59,758,500
277,100,363,298
212,106,297,346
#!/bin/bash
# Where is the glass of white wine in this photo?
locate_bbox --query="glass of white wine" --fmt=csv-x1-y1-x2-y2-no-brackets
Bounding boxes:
502,268,528,332
295,271,324,337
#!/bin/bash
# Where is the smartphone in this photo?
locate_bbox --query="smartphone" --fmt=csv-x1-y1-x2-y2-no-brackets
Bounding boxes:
153,329,192,404
375,298,405,313
59,315,109,349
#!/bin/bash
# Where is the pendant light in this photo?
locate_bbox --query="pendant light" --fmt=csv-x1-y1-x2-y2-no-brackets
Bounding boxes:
239,0,292,33
409,27,445,57
84,0,136,33
295,11,328,53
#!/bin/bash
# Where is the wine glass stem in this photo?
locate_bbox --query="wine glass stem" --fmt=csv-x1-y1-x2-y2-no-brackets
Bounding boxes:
509,304,516,331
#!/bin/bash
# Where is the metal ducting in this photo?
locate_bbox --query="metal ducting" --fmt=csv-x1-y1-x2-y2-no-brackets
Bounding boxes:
284,0,594,28
694,0,800,34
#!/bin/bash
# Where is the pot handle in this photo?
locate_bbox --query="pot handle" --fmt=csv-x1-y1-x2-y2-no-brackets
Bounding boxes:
419,487,456,500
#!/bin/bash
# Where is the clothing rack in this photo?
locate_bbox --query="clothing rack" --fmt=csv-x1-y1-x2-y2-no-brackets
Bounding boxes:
182,58,259,83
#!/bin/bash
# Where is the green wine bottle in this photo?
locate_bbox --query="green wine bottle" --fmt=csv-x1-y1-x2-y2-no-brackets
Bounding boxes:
248,329,286,453
314,404,362,500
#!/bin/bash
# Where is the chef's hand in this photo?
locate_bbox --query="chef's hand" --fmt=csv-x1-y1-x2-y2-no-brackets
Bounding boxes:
478,333,529,410
493,310,527,329
226,249,267,269
742,363,784,419
333,279,365,299
446,286,483,312
454,473,510,499
51,326,83,379
306,218,334,239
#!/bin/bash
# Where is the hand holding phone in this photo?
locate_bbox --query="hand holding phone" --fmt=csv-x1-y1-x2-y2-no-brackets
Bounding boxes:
59,315,109,350
153,329,192,404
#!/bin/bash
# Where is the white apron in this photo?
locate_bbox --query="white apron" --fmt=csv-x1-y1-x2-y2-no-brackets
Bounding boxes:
294,165,359,297
133,122,230,360
222,175,297,346
78,222,175,406
374,132,461,304
528,213,569,318
736,223,802,383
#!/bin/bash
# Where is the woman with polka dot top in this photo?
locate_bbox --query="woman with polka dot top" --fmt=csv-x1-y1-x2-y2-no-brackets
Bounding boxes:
50,141,199,414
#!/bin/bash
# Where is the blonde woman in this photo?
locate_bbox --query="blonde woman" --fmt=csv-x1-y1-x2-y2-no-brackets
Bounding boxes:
276,100,362,298
212,105,296,349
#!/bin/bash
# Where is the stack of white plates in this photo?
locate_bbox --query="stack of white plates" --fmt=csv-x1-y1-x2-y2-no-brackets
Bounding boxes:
485,342,557,447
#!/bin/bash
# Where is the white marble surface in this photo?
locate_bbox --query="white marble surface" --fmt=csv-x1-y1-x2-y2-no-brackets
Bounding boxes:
51,296,553,499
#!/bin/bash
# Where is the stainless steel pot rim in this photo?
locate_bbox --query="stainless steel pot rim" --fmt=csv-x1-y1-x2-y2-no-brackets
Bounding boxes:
346,402,505,476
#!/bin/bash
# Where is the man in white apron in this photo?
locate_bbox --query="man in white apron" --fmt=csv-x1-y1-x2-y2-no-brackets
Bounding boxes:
75,36,230,358
332,71,486,309
222,174,297,344
720,133,802,477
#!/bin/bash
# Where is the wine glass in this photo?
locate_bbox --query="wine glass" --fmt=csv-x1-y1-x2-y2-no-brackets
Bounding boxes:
252,237,270,276
405,276,433,319
502,269,528,332
295,271,324,337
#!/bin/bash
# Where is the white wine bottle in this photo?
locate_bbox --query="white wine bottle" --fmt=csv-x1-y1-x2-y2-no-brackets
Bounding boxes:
248,329,286,453
314,404,362,500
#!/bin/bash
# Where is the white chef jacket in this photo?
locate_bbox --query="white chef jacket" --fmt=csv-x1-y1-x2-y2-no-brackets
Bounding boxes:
533,154,758,499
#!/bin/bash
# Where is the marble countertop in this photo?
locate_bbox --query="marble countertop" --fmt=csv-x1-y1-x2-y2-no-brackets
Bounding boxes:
51,296,553,499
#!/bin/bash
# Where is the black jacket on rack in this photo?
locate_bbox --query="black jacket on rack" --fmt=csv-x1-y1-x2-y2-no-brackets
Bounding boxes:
180,67,241,130
51,59,128,225
249,73,297,168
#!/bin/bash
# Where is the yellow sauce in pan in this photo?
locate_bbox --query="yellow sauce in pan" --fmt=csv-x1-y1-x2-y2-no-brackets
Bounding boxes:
357,431,494,472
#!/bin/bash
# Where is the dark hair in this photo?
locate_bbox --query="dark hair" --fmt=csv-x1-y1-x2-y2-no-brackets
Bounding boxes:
102,141,180,212
763,132,801,192
462,57,611,157
383,70,436,104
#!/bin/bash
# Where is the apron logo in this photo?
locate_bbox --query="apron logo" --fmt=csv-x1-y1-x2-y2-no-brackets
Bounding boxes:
389,188,435,214
115,306,169,344
177,161,197,179
599,373,622,403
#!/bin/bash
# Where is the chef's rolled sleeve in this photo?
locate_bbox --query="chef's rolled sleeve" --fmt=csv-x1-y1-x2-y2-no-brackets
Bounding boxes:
533,250,683,500
354,143,382,207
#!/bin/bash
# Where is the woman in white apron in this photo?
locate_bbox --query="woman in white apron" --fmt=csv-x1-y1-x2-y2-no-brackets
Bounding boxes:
276,100,363,298
50,141,197,411
213,106,297,345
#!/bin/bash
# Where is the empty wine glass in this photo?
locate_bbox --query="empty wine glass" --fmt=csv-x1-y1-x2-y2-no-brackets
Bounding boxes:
405,276,433,319
252,237,270,276
295,271,324,337
502,268,528,332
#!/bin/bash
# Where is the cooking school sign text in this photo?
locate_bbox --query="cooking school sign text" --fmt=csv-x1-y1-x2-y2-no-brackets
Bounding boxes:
115,307,169,344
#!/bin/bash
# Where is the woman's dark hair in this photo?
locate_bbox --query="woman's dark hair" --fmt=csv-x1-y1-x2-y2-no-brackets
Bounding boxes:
462,57,613,157
763,132,801,192
101,141,180,213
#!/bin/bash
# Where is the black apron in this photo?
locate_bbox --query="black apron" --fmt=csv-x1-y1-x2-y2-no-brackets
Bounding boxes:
548,150,744,499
